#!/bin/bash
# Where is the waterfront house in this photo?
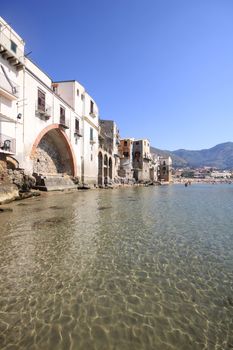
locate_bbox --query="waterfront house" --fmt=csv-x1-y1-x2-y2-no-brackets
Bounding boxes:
98,119,120,186
132,139,152,182
157,156,172,183
118,138,135,180
119,138,160,183
0,17,24,171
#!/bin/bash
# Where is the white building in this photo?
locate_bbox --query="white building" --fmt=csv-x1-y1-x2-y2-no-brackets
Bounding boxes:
0,17,99,187
0,17,24,160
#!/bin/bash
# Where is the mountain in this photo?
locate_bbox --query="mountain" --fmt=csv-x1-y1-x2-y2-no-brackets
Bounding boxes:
150,147,188,167
151,142,233,169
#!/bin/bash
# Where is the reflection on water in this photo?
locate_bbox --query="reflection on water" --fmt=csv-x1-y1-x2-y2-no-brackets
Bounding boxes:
0,185,233,349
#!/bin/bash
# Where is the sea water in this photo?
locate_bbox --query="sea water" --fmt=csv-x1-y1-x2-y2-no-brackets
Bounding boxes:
0,184,232,349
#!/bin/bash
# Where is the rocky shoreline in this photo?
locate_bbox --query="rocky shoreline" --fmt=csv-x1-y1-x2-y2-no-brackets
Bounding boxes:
0,173,161,208
0,163,41,205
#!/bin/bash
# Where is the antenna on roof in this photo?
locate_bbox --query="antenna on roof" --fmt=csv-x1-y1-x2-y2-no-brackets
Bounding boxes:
25,51,32,57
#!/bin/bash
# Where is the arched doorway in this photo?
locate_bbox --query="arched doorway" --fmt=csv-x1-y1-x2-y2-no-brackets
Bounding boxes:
98,152,103,186
31,124,76,176
150,167,154,181
109,157,113,180
104,154,108,185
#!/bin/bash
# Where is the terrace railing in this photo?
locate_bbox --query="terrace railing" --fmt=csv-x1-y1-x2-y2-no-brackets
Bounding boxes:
0,133,16,153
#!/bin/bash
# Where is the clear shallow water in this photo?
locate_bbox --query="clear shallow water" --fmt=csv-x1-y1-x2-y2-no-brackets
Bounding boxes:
0,184,233,350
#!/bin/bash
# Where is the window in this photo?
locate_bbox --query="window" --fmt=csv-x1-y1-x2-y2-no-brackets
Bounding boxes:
90,100,94,114
91,154,93,161
52,84,58,94
135,141,139,145
90,127,93,141
10,40,17,53
135,151,140,161
60,106,65,124
123,152,129,157
77,89,79,96
75,118,79,132
38,89,45,112
124,140,127,146
81,94,85,101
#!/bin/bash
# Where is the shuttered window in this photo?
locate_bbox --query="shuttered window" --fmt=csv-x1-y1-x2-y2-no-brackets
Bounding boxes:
75,119,79,132
60,106,66,124
90,127,93,141
38,90,45,112
90,100,94,114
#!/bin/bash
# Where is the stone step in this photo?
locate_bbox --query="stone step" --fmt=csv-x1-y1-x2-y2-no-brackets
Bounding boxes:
33,173,77,192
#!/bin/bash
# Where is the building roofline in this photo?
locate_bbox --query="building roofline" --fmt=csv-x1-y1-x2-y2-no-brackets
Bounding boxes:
53,80,76,83
0,16,25,44
26,57,53,81
25,66,83,115
99,119,115,123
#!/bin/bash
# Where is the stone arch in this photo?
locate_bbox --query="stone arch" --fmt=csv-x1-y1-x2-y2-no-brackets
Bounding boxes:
31,124,77,176
98,151,103,186
109,157,113,179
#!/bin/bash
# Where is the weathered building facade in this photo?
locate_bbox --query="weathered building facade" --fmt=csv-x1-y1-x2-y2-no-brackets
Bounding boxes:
132,139,152,181
98,120,120,186
157,156,172,183
118,138,134,180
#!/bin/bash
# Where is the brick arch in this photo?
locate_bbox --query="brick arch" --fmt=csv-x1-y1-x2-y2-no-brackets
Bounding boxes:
31,124,77,176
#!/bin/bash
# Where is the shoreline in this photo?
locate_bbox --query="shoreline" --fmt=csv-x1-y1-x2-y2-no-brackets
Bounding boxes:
1,179,232,210
173,178,233,185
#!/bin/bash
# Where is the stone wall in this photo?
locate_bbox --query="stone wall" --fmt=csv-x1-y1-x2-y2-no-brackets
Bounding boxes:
0,154,19,204
33,134,72,175
0,154,10,183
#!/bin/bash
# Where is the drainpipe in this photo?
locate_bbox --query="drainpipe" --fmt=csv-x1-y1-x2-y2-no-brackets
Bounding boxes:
22,66,25,152
52,92,55,124
81,92,85,183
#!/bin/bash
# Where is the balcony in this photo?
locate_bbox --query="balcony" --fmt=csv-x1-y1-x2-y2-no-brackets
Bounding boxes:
143,153,151,160
59,115,69,129
0,71,19,100
90,111,97,118
74,128,82,137
0,133,16,154
89,107,97,118
90,137,96,145
0,31,24,70
35,102,52,120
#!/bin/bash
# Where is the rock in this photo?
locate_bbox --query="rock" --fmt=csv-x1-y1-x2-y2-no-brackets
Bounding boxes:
32,191,40,197
0,184,19,204
71,176,80,184
78,183,90,190
16,192,34,200
98,206,112,210
0,207,13,213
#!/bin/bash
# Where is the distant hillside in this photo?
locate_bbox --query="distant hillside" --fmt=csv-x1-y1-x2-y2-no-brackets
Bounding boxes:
151,142,233,169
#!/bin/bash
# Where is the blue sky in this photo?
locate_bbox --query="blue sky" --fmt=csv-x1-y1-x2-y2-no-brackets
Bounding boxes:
2,0,233,150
